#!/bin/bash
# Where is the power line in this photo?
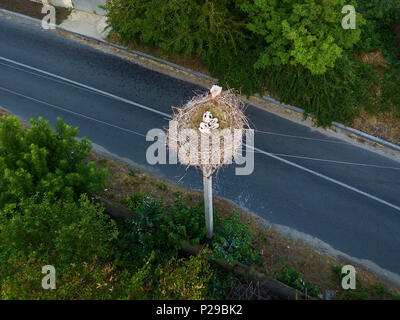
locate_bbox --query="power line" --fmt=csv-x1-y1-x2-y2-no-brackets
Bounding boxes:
254,129,351,145
242,148,400,171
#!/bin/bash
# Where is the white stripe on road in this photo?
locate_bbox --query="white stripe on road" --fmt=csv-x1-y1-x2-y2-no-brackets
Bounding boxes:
1,55,399,212
0,56,172,119
0,86,147,137
249,146,400,212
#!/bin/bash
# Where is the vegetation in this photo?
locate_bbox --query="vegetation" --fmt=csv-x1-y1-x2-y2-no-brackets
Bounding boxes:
239,0,362,75
103,0,400,127
0,116,107,209
0,116,256,299
1,114,398,299
275,265,321,298
331,265,400,300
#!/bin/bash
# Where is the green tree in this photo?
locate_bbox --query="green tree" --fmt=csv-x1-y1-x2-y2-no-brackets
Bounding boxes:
103,0,244,57
0,194,118,271
0,116,107,208
239,0,363,74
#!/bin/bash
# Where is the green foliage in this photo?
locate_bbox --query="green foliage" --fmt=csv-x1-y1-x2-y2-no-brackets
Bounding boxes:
0,116,107,208
275,265,321,298
381,64,400,116
155,255,213,300
116,192,258,269
263,52,376,126
113,195,169,268
212,212,259,265
0,194,118,272
116,253,155,300
104,0,398,126
355,0,400,63
330,265,400,300
0,195,121,299
0,253,118,300
114,193,206,267
103,0,244,58
239,0,362,74
206,267,239,299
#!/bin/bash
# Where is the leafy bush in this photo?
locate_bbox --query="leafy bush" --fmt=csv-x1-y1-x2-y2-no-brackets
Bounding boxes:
275,265,321,298
0,194,122,299
263,52,376,126
116,253,155,300
355,0,400,63
0,194,118,272
103,0,244,58
113,196,168,267
213,212,259,265
114,193,207,267
117,192,258,267
206,267,240,299
0,253,119,300
0,116,107,208
239,0,362,74
155,255,213,300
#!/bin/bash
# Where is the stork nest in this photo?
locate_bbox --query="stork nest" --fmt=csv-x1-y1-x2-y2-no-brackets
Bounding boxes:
166,90,249,176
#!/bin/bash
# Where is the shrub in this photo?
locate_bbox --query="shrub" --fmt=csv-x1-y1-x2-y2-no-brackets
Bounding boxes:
275,265,321,298
114,193,206,267
103,0,244,58
206,267,239,299
355,0,400,63
263,52,376,126
0,116,107,208
239,0,363,74
113,195,168,267
0,253,119,300
213,212,259,265
0,194,118,272
118,192,259,266
155,255,213,300
116,253,155,300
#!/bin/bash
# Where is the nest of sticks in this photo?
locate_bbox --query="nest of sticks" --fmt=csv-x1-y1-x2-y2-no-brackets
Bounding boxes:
166,90,249,176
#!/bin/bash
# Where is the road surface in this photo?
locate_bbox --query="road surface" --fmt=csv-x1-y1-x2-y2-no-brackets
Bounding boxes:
1,12,400,276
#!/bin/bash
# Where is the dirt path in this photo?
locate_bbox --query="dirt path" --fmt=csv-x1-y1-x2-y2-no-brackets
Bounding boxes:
0,0,70,24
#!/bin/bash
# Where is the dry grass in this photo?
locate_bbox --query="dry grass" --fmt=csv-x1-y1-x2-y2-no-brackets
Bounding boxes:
356,51,389,68
354,109,400,146
189,103,233,131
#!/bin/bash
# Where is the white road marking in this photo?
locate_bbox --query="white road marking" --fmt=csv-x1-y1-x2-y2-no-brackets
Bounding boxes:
1,55,399,212
0,56,172,119
249,146,400,212
0,86,147,137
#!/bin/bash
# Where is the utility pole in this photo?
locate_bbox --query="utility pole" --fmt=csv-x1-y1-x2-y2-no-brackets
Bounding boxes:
202,167,213,239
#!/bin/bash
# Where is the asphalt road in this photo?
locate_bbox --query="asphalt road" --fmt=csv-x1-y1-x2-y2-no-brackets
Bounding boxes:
1,13,400,275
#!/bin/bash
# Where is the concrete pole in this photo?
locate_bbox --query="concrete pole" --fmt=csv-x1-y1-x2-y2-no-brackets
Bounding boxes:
202,169,213,239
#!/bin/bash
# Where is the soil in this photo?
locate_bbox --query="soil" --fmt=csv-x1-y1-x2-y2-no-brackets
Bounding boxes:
0,0,71,24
